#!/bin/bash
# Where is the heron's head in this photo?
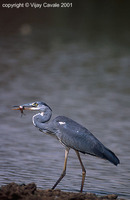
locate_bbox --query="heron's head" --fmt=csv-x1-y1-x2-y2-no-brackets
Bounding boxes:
13,101,52,113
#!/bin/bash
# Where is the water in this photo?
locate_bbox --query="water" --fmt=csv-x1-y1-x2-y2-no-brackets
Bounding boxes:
0,28,130,199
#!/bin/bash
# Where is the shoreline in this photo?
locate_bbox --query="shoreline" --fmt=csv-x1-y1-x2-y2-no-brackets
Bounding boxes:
0,182,126,200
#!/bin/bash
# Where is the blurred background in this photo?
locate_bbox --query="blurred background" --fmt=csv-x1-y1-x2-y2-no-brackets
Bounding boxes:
0,0,130,198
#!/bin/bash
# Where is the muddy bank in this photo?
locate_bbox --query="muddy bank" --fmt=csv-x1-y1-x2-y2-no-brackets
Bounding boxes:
0,182,125,200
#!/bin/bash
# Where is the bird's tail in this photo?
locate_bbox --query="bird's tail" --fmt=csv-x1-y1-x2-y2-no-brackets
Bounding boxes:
102,147,120,166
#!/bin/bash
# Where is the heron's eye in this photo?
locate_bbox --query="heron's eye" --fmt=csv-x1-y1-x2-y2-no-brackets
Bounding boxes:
32,102,38,107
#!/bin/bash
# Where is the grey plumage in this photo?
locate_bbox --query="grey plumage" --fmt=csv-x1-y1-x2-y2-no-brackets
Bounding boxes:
13,101,120,192
51,116,119,166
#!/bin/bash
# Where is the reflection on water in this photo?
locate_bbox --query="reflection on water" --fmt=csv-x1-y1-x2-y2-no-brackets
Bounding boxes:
0,30,130,199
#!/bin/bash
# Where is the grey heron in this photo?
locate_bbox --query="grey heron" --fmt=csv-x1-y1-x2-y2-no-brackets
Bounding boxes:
13,101,120,192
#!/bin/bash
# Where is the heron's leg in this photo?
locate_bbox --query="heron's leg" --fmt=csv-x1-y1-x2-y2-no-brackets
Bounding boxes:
52,148,69,190
75,150,86,193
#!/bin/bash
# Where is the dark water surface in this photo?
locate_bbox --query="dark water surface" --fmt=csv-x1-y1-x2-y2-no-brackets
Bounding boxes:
0,27,130,199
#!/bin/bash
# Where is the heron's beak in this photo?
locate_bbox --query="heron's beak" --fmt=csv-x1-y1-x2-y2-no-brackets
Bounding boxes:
12,103,39,114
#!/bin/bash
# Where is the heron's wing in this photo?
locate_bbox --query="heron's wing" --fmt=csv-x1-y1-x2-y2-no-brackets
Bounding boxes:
53,116,119,165
53,116,103,154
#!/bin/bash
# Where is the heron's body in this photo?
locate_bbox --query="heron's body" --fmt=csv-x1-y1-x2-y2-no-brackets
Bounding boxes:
13,101,120,192
36,115,119,166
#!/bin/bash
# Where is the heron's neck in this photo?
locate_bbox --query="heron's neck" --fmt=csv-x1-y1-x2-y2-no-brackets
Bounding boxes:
32,107,52,128
41,107,52,123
